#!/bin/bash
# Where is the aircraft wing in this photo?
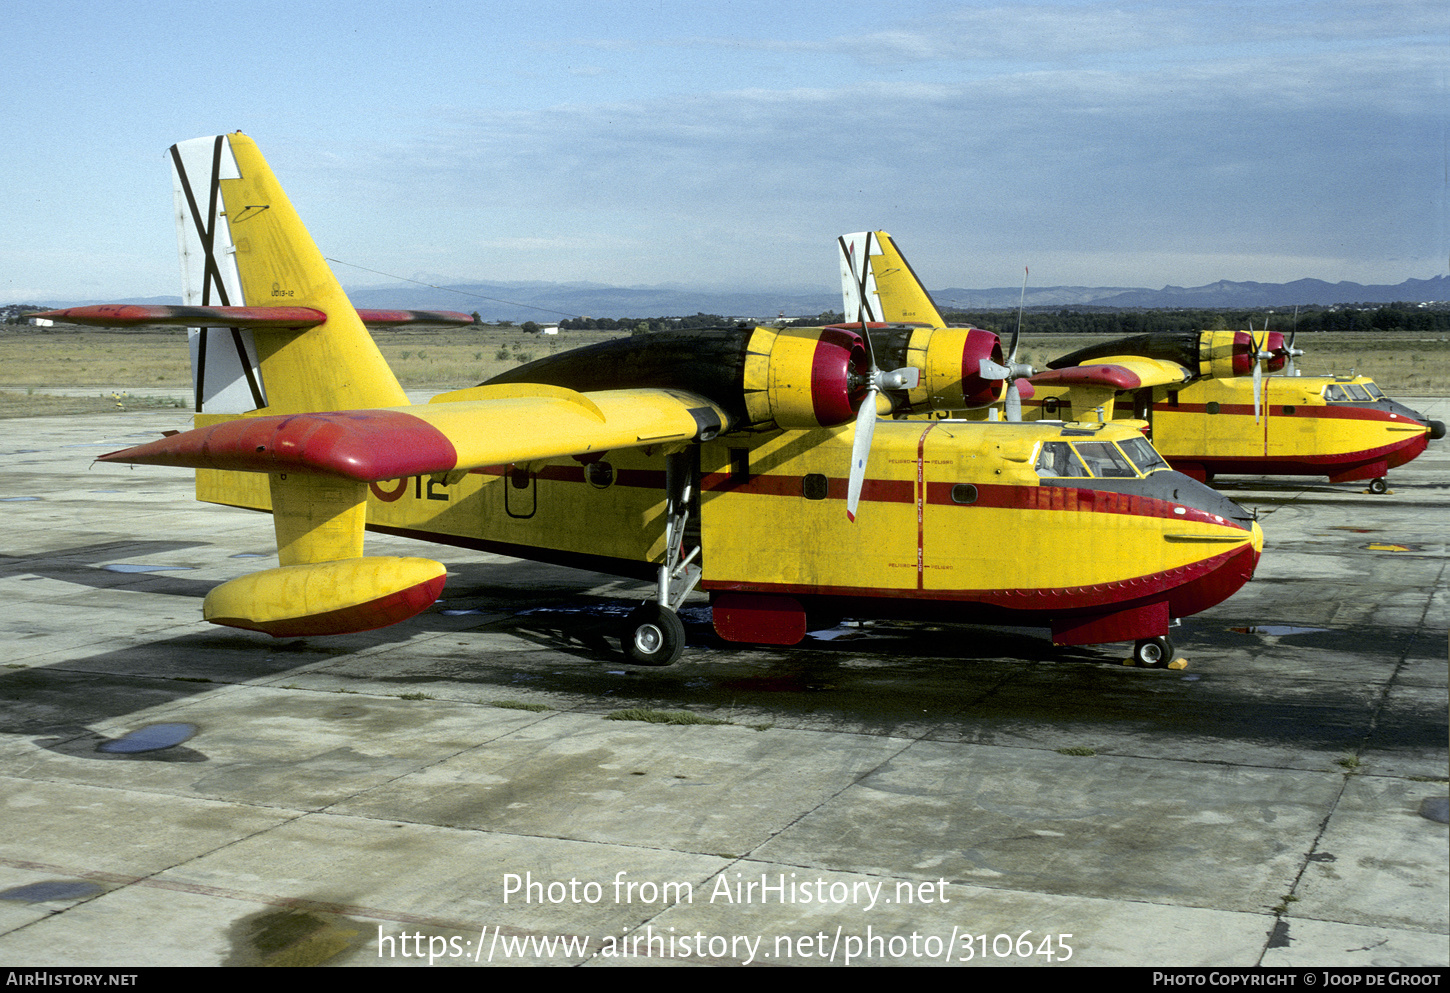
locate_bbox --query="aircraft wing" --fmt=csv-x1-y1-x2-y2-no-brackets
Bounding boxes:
97,384,729,480
1029,356,1192,392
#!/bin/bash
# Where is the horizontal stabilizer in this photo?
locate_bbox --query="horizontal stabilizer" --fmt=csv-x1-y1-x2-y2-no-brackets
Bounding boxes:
354,309,475,328
29,304,326,329
31,305,475,331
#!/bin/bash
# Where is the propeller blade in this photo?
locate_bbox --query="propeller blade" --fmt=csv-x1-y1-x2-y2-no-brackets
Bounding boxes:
1253,358,1263,423
1252,319,1267,423
1005,379,1022,422
980,357,1012,380
1009,265,1027,365
845,390,878,522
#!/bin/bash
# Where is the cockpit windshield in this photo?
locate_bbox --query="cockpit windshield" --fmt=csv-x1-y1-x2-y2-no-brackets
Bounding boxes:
1118,436,1170,474
1036,441,1090,477
1324,383,1376,402
1074,441,1138,477
1035,440,1141,479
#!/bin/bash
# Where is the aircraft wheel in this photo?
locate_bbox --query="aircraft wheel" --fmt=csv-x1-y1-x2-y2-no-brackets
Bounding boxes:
1132,636,1173,668
622,604,685,666
1369,477,1388,495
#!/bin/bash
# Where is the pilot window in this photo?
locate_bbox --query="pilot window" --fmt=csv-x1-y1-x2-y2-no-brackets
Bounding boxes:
1072,441,1138,477
1035,442,1089,478
1364,383,1385,399
1323,384,1349,401
1344,384,1372,401
1118,437,1169,474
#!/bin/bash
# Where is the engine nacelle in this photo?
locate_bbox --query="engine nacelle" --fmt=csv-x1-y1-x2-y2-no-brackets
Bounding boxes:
902,326,1005,412
841,325,1005,414
742,326,869,428
1199,330,1256,379
1263,331,1287,372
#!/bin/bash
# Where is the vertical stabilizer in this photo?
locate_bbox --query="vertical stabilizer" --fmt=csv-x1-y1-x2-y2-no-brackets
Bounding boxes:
170,133,407,414
838,231,946,326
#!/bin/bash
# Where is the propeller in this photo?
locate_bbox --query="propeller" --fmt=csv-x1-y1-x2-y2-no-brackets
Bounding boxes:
977,266,1035,421
845,347,919,521
1250,318,1273,423
1283,312,1304,377
839,232,921,521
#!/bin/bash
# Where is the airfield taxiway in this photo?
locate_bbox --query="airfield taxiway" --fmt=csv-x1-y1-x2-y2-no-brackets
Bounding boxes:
0,402,1445,968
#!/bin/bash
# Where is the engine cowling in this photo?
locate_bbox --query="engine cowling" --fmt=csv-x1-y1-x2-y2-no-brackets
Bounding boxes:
843,325,1005,414
1263,331,1287,372
742,326,870,428
1200,330,1256,379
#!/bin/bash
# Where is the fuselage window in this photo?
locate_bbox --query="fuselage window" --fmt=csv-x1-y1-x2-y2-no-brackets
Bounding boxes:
951,483,978,504
802,473,828,500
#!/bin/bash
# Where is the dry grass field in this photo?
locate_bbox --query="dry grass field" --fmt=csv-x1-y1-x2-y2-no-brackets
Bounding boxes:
1,324,1445,418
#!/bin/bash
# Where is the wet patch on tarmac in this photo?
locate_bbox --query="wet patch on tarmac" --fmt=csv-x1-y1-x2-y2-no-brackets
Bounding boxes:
0,880,105,903
223,905,368,967
102,563,196,573
97,721,199,754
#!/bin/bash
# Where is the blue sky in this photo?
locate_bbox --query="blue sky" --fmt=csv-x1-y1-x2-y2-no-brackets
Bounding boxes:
2,0,1445,304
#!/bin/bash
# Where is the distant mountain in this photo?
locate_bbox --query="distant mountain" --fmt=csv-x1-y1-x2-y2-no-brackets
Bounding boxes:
933,275,1450,311
20,274,1446,322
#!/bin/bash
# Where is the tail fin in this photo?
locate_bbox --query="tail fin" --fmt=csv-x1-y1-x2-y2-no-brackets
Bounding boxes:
170,133,407,414
837,231,946,326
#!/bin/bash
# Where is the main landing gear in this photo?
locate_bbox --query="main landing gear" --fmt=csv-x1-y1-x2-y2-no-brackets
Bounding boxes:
619,451,699,666
1130,635,1176,668
1368,477,1389,495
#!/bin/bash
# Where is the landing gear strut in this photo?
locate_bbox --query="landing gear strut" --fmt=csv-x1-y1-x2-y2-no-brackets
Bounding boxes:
619,450,699,666
1132,636,1174,668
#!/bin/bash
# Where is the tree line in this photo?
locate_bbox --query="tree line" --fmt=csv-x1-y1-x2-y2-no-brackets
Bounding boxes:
937,304,1450,337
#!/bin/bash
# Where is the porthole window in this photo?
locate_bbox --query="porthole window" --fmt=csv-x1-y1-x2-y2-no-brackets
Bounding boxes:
951,483,978,504
509,466,531,489
1206,401,1221,414
585,461,615,489
802,473,828,500
1283,405,1296,415
1043,397,1060,416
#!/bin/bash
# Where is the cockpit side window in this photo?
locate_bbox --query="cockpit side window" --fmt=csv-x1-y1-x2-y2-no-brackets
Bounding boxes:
1345,384,1372,401
1035,441,1089,478
1364,382,1385,399
1118,436,1169,474
1073,441,1138,478
1323,384,1348,401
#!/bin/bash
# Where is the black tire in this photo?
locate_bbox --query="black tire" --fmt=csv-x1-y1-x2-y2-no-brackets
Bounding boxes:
621,604,685,666
1369,477,1388,495
1133,636,1173,668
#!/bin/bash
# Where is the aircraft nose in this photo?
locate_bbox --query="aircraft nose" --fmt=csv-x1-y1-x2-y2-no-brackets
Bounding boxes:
1429,419,1446,441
